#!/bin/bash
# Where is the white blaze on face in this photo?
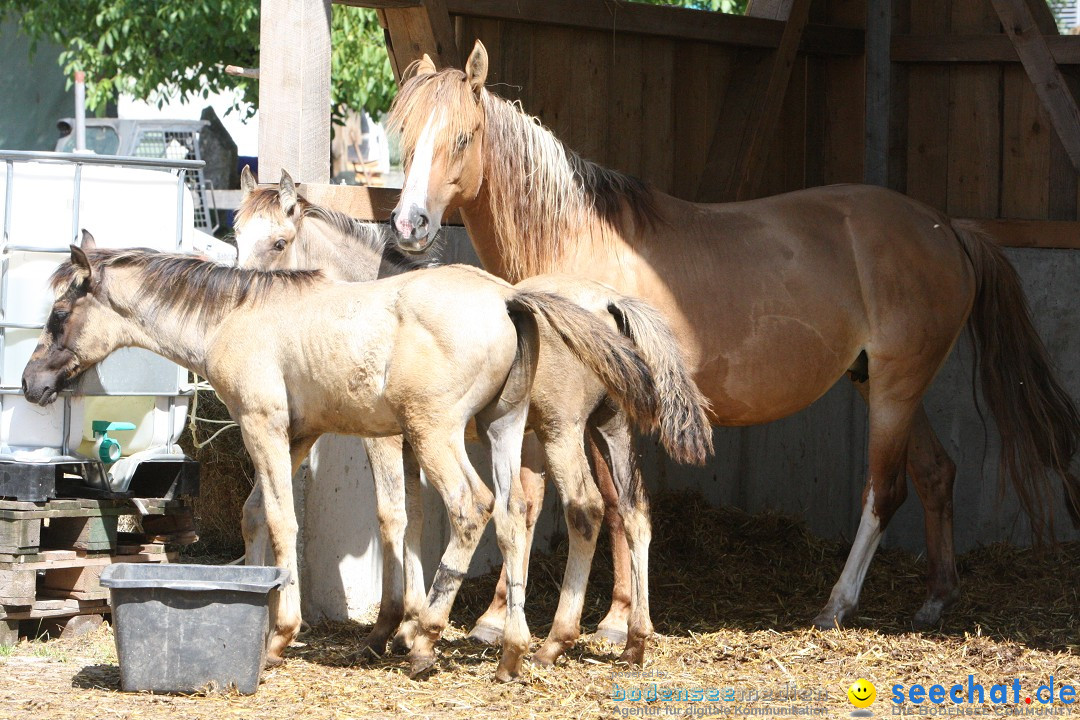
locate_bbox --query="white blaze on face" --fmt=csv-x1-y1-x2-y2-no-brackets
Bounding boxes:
395,111,443,238
234,217,272,267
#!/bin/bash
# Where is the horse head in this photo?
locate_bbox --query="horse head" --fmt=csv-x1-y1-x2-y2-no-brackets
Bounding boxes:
234,166,304,269
22,231,112,405
387,40,489,253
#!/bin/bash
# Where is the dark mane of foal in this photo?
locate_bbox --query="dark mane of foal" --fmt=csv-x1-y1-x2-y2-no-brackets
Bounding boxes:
51,248,323,324
237,186,435,273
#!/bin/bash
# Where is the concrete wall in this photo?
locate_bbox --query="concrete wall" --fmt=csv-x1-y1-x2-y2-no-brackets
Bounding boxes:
299,234,1080,622
0,21,70,151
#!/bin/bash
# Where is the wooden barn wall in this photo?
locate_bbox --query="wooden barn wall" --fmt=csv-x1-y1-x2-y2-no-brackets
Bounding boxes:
453,0,866,202
893,0,1080,219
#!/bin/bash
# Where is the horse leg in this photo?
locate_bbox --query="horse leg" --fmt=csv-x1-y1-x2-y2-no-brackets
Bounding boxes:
359,435,408,657
589,432,633,645
531,426,604,666
814,376,919,629
405,430,494,677
392,439,428,654
906,406,960,628
591,412,653,665
241,483,268,565
475,399,532,682
846,382,961,628
238,416,309,665
469,433,546,645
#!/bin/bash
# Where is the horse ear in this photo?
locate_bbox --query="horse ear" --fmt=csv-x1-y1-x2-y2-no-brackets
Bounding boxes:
415,53,436,78
241,165,257,198
465,40,488,97
69,244,94,284
79,229,97,251
278,169,298,216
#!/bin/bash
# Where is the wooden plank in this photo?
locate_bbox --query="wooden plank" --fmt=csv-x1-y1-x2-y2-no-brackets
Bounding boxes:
821,0,865,185
803,56,827,188
990,0,1080,172
608,33,645,179
864,0,892,186
41,565,105,594
946,0,1000,218
439,0,864,56
296,183,464,224
893,34,1080,64
1001,65,1051,218
693,46,771,202
529,26,576,149
953,218,1080,248
639,37,675,193
497,20,533,107
569,29,610,165
746,0,794,21
731,0,813,200
382,0,459,73
0,600,109,622
0,567,35,605
0,518,39,555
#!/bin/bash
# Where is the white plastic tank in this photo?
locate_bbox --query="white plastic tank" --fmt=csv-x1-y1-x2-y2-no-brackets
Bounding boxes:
0,156,231,484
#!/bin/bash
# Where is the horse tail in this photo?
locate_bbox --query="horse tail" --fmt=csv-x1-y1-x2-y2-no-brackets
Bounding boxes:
953,222,1080,538
507,291,659,432
606,296,713,465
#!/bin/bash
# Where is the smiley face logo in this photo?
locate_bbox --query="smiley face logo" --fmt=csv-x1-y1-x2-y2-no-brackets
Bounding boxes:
848,679,877,708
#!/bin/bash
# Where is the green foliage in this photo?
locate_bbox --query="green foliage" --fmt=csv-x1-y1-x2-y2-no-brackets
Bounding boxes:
0,1,394,119
628,0,747,13
329,5,394,121
2,1,260,117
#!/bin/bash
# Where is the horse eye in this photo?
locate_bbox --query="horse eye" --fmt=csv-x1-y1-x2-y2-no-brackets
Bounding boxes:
455,132,470,151
274,238,287,251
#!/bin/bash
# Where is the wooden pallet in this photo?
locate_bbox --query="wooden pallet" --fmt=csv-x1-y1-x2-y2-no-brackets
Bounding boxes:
0,548,178,610
0,498,194,556
0,497,196,642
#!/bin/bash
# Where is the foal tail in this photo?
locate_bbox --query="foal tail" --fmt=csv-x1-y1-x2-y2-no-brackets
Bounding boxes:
606,296,714,465
506,291,659,433
953,224,1080,538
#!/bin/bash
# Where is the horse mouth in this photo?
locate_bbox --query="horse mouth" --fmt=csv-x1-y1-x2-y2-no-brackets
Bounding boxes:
399,230,439,255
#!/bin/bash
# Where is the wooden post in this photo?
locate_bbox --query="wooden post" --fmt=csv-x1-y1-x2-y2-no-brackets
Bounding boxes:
258,0,333,183
990,0,1080,173
695,0,812,202
864,0,891,186
381,0,459,75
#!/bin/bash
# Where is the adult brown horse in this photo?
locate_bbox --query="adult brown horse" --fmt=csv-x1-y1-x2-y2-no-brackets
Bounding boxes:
387,41,1080,650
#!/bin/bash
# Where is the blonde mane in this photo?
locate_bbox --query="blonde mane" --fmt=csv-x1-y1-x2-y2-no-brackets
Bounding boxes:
388,68,660,280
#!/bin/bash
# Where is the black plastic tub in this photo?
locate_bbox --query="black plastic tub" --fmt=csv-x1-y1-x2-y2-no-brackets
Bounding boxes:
99,563,290,694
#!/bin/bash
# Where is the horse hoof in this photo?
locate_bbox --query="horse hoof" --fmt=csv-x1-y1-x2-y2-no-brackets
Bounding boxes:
467,622,504,646
912,601,945,631
530,646,561,668
617,647,645,667
589,625,628,645
812,610,846,630
495,663,521,683
265,653,286,668
360,631,389,658
408,654,437,679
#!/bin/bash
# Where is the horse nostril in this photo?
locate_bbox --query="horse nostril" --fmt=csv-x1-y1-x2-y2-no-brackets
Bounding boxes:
390,209,399,228
415,211,429,230
20,377,27,394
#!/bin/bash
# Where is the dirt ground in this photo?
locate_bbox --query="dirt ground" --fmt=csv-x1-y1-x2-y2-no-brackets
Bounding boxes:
2,491,1079,720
